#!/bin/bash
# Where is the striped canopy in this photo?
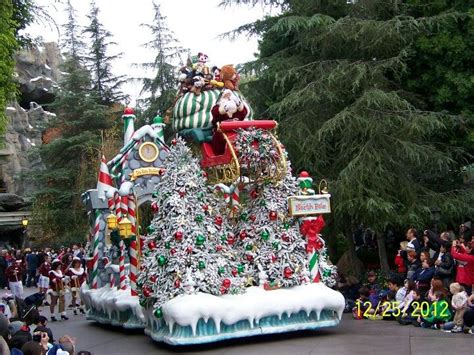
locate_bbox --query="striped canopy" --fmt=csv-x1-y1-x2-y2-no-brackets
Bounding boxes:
172,89,253,131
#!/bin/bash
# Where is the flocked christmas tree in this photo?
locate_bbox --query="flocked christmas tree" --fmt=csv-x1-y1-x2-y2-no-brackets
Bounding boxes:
138,138,244,316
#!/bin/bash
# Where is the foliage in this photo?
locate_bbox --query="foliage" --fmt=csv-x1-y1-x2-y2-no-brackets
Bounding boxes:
83,0,127,105
136,1,187,122
0,0,18,137
224,0,474,271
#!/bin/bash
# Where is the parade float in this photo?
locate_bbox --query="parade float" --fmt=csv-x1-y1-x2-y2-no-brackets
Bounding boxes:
81,52,344,345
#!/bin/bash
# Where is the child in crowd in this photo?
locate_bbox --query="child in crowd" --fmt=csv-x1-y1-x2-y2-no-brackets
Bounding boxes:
417,291,452,329
398,289,423,325
34,315,54,343
395,242,408,274
427,278,446,302
412,258,435,295
449,282,468,333
387,278,406,304
398,280,417,316
365,271,381,305
434,241,454,289
353,287,375,319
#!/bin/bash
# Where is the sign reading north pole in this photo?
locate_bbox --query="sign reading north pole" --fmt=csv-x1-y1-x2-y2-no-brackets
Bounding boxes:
287,194,331,217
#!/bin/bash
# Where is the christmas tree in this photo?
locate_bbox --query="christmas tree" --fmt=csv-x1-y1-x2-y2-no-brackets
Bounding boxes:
137,138,244,316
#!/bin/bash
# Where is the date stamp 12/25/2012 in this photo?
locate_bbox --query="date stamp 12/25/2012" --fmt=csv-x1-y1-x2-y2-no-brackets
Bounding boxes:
355,301,449,319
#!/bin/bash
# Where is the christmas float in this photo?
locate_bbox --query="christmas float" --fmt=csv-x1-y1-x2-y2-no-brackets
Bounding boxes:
81,52,344,345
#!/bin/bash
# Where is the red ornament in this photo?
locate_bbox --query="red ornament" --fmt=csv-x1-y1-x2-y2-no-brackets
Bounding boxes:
143,286,152,297
151,202,159,214
203,204,209,211
150,275,157,283
179,190,185,198
271,254,277,263
246,254,254,262
250,214,256,222
174,231,183,241
216,245,223,252
220,286,227,294
171,138,177,146
284,267,293,278
186,246,193,254
231,268,238,276
123,107,135,115
239,231,247,240
147,241,156,250
299,171,310,178
227,236,236,245
170,248,177,255
215,216,223,226
269,211,277,221
174,279,181,288
250,190,258,199
281,233,290,242
202,171,208,178
222,278,231,289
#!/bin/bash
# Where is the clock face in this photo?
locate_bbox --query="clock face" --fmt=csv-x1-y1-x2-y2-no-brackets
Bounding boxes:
139,142,159,162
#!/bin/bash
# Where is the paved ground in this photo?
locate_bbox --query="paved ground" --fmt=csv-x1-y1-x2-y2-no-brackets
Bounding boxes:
3,287,473,354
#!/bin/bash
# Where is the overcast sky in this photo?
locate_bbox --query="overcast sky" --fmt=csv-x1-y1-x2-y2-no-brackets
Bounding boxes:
27,0,274,104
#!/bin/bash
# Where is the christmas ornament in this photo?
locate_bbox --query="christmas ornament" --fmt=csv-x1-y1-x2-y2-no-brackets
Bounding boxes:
143,286,152,297
202,204,209,211
123,107,135,115
231,268,238,276
171,138,177,146
245,244,253,251
227,235,236,245
240,212,248,221
216,245,223,252
220,234,227,242
250,190,258,199
222,279,231,289
152,192,158,198
174,279,181,288
215,216,223,226
246,254,254,262
146,225,155,234
165,242,171,249
249,214,256,222
170,248,176,255
174,231,183,241
220,286,227,294
150,275,157,283
198,261,206,269
151,201,159,214
218,266,225,274
284,222,290,230
202,171,208,178
269,211,277,221
154,308,163,318
284,267,293,278
195,214,203,222
239,231,248,240
272,241,280,249
186,246,193,254
237,264,245,274
271,254,277,263
147,241,156,250
281,233,290,242
261,230,269,241
157,255,167,266
179,190,186,198
196,235,205,246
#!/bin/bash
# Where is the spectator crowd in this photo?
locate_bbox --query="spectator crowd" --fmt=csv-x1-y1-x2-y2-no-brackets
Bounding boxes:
338,225,474,335
0,245,91,355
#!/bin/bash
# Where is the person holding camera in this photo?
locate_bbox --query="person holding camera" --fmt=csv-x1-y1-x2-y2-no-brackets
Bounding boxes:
451,240,474,295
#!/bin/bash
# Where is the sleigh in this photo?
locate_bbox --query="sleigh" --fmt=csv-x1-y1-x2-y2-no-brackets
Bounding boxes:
200,120,287,185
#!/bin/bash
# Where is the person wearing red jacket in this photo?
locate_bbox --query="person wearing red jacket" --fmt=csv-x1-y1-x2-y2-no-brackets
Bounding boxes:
5,259,25,298
48,259,68,322
66,257,86,315
451,240,474,295
37,255,51,296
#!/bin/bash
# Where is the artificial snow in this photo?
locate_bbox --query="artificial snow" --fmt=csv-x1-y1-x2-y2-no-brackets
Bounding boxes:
28,124,33,129
6,107,16,113
162,283,344,335
30,76,53,83
44,64,51,70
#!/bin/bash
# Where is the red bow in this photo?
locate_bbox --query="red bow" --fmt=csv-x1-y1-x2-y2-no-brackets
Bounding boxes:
300,215,325,252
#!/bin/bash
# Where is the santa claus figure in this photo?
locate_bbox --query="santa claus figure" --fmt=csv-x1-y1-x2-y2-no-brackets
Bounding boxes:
211,89,248,128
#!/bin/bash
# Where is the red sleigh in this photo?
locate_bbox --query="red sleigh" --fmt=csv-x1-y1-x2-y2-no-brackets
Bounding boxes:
200,120,287,185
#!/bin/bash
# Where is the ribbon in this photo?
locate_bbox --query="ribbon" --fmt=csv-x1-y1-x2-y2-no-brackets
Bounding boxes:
300,215,325,253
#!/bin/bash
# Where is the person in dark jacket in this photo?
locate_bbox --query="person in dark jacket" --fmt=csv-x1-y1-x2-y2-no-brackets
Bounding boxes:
406,251,421,280
422,230,441,259
25,250,38,288
412,259,435,295
434,241,454,288
0,250,7,289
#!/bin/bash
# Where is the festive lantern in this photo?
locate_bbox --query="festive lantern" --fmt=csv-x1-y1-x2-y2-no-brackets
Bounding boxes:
118,217,133,239
106,214,118,229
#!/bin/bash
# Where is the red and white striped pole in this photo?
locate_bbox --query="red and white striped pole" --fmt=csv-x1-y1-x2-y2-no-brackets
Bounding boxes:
129,240,138,296
97,155,114,200
109,272,115,288
91,214,101,289
119,240,126,290
128,194,137,235
114,193,122,221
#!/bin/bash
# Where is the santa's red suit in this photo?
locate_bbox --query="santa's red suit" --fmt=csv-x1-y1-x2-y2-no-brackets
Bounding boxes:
211,104,248,128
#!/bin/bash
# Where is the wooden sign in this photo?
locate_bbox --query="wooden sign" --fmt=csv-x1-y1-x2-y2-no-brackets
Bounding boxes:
287,194,331,216
130,167,163,181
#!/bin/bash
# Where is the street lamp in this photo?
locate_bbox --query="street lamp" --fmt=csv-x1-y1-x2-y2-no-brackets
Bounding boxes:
21,216,29,249
118,217,134,239
430,207,441,233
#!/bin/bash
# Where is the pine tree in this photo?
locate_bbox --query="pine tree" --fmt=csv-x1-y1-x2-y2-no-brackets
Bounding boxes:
83,0,127,105
31,1,108,244
223,0,474,274
137,1,186,120
63,0,85,60
138,139,244,313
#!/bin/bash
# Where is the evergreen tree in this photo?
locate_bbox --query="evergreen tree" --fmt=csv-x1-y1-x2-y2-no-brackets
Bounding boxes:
83,0,127,105
223,0,474,274
137,1,186,121
31,1,108,244
138,139,243,313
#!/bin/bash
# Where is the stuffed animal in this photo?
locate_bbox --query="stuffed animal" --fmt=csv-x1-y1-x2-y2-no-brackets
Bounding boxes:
191,75,206,96
220,64,240,90
192,52,209,75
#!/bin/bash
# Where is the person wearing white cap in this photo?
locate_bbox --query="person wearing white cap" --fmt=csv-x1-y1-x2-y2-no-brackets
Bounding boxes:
67,257,86,315
5,259,25,299
48,259,68,322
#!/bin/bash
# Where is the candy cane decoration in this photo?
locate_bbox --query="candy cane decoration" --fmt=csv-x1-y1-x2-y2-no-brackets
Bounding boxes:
109,271,115,288
300,216,325,283
91,213,101,289
119,240,126,290
212,183,232,207
114,193,122,222
120,195,128,220
128,194,137,235
129,240,138,296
